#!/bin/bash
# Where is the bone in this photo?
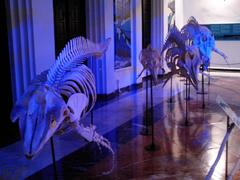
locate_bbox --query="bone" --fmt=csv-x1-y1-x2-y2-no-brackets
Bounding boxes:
67,93,89,121
138,45,163,84
11,36,113,169
161,25,201,90
75,124,115,175
181,16,228,70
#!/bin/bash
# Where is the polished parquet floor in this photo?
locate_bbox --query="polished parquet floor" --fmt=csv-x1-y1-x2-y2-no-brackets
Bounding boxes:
2,75,240,180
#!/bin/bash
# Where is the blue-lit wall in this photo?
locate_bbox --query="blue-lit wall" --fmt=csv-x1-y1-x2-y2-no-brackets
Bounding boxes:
31,0,55,74
7,0,55,102
7,0,164,99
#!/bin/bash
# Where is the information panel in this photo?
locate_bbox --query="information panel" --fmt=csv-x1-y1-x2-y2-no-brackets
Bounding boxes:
203,24,240,40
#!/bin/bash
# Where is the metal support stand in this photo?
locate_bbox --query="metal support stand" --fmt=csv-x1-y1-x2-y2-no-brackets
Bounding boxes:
197,65,207,109
167,76,175,103
167,58,175,104
91,110,94,125
141,72,150,136
179,78,192,127
202,70,205,109
185,78,189,126
145,77,159,151
184,80,193,101
208,66,211,85
188,83,191,100
225,116,230,180
50,137,58,180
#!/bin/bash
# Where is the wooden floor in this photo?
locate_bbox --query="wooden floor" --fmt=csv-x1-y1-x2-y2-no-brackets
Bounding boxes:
27,76,240,179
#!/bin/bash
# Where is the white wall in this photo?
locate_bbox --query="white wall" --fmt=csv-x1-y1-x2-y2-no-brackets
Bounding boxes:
175,0,240,69
211,41,240,69
175,0,183,28
163,0,184,41
162,0,174,72
182,0,240,24
163,0,169,40
115,0,142,90
86,0,142,95
104,0,116,93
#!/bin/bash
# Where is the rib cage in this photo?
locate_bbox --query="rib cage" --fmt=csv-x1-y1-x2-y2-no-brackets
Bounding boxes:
181,16,200,41
46,36,110,119
59,65,96,118
161,25,186,55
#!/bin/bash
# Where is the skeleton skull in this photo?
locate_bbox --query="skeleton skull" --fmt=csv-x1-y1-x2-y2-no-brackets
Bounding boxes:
138,45,163,84
11,85,69,159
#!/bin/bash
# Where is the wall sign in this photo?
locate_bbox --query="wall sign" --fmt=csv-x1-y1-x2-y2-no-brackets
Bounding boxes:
203,23,240,40
114,0,131,70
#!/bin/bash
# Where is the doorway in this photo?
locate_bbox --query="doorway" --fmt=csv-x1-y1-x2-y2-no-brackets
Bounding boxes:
53,0,86,55
0,1,19,147
142,0,151,49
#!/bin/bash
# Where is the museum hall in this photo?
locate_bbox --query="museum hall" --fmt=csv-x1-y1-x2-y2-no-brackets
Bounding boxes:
1,0,240,179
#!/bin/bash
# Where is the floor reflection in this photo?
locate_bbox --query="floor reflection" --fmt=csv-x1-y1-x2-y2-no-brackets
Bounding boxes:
6,76,240,179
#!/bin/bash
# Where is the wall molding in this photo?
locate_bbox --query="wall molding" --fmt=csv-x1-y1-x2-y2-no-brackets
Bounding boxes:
151,0,164,50
85,0,109,94
6,0,36,101
6,0,55,102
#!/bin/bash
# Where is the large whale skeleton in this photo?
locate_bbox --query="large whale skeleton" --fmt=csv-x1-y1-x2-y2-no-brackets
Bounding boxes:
11,37,114,174
161,17,228,90
181,16,228,70
161,25,202,90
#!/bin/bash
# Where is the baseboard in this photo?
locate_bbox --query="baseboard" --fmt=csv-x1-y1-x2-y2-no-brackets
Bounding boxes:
209,67,240,72
96,73,166,101
97,82,143,101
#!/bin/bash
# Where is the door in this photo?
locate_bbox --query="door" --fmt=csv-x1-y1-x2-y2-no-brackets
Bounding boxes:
142,0,151,49
0,0,19,147
53,0,86,55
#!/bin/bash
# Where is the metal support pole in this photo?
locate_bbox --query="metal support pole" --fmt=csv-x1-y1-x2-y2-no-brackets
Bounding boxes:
150,77,154,146
197,65,207,108
50,137,58,180
188,82,190,100
168,57,175,104
178,78,192,127
184,78,192,101
208,66,211,85
185,78,189,126
202,68,205,109
145,77,159,151
141,71,149,136
170,76,173,103
225,116,230,180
